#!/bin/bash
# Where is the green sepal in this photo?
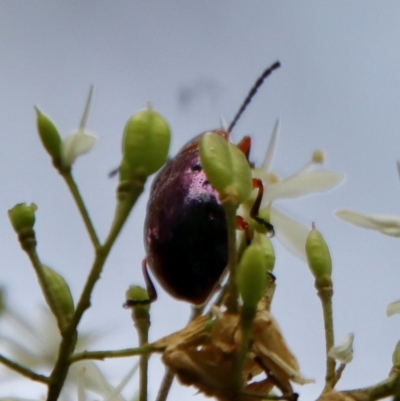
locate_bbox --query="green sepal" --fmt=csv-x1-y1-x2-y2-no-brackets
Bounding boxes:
122,108,171,180
34,107,62,166
42,265,75,332
199,132,252,205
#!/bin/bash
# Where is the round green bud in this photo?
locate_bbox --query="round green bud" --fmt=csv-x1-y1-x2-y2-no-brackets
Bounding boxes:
34,107,62,166
122,108,171,180
306,223,332,279
42,265,75,330
126,285,150,303
237,244,267,310
199,132,252,205
392,340,400,368
252,232,275,272
125,285,151,317
8,203,37,233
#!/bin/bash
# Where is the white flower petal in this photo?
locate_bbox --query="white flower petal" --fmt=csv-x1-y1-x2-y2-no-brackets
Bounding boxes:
262,170,344,205
270,207,309,261
77,365,87,401
68,361,124,400
219,115,228,131
62,129,96,166
328,333,354,364
387,299,400,317
78,85,93,130
261,119,279,173
105,362,139,401
335,210,400,237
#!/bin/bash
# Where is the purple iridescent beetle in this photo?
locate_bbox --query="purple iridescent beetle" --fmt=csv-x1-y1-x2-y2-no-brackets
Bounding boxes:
142,62,280,305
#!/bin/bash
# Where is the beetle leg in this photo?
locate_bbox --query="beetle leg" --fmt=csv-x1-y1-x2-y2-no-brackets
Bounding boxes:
253,356,296,399
251,178,275,236
142,259,158,302
236,215,251,245
124,259,158,307
237,135,251,160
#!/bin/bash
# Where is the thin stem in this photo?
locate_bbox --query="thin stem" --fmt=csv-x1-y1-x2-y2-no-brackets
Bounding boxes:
341,371,400,401
317,280,335,392
156,369,175,401
70,344,162,363
155,305,205,401
46,179,145,401
0,353,49,384
223,202,239,314
71,180,144,331
333,363,346,387
62,171,100,248
132,306,150,401
234,307,256,390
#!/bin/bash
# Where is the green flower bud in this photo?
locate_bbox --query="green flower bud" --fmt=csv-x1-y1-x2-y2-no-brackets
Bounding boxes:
252,232,275,272
122,108,171,180
125,285,151,320
42,265,75,331
199,132,252,205
237,244,267,310
306,223,332,279
8,203,37,233
34,107,62,166
126,285,150,303
392,340,400,368
118,158,131,182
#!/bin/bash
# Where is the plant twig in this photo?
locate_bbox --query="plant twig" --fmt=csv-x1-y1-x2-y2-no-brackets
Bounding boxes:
156,369,175,401
317,281,335,392
70,344,163,363
0,353,49,384
46,179,145,401
62,171,100,248
223,202,239,314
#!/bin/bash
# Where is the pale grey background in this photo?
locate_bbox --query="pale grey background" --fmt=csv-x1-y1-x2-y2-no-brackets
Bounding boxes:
1,2,400,400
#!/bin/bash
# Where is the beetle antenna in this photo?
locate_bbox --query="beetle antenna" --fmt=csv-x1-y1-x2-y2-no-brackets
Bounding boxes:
228,61,281,133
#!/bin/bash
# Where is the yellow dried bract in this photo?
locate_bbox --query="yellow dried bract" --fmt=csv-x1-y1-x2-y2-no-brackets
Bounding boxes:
317,391,357,401
152,304,313,401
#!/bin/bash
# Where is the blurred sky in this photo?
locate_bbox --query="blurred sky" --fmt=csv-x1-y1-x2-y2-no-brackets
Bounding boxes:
1,1,400,400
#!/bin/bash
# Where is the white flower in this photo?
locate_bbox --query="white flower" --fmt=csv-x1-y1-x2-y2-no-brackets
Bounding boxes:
328,333,354,364
387,299,400,317
0,307,129,401
61,86,96,167
336,161,400,237
335,210,400,237
242,120,344,260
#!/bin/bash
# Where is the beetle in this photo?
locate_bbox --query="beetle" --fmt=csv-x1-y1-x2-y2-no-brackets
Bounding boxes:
142,61,280,305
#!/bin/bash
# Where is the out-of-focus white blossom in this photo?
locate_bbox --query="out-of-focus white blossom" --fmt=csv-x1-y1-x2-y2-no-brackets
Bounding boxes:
335,210,400,237
387,299,400,317
328,333,354,364
244,120,344,260
336,161,400,237
0,307,130,401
